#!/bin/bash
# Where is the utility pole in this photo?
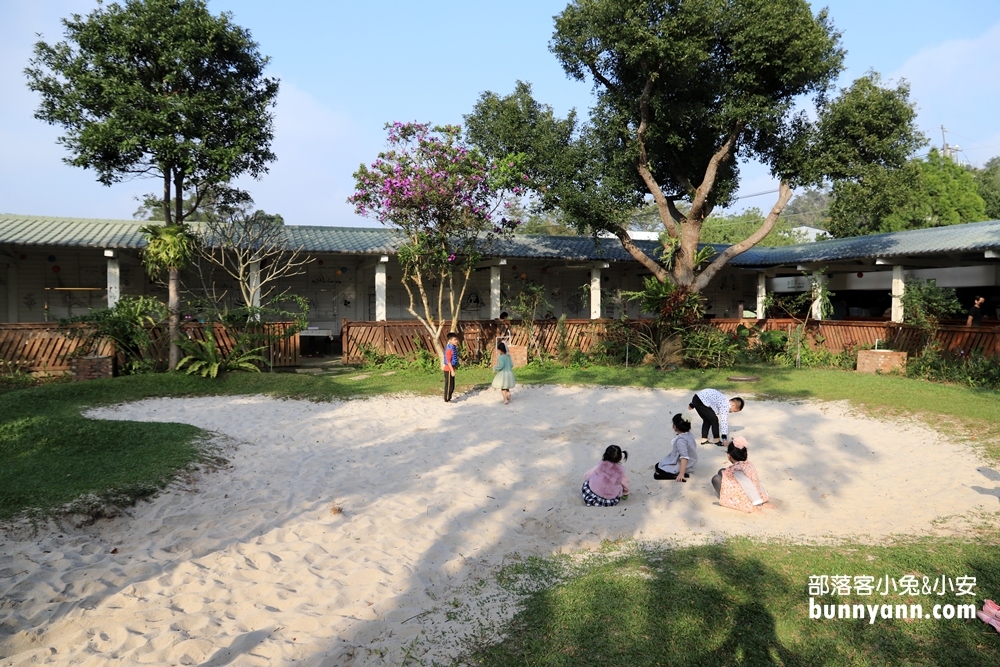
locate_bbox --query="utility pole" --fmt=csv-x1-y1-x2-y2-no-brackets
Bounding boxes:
940,125,950,159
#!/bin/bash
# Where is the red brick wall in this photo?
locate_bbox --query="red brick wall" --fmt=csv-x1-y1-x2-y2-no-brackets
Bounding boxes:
70,355,115,381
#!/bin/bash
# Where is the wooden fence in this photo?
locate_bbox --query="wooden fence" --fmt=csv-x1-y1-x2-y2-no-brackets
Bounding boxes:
343,317,1000,364
0,323,115,373
0,322,300,374
341,318,606,364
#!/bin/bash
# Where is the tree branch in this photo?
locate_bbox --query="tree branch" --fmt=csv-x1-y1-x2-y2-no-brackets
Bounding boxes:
162,168,172,225
634,72,680,240
663,197,684,224
693,180,793,291
688,125,743,222
611,227,669,282
586,59,618,93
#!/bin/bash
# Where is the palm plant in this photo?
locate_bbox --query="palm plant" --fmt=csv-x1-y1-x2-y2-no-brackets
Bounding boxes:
176,327,267,379
141,224,197,370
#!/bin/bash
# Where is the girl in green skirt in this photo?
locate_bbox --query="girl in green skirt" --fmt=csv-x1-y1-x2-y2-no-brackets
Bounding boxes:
491,340,516,404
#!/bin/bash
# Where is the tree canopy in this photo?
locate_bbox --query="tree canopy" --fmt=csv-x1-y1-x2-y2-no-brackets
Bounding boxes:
973,156,1000,221
26,0,279,226
349,122,519,354
828,149,987,237
466,0,923,293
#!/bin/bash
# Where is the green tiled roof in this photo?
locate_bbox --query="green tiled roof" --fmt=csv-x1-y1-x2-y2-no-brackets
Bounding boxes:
743,219,1000,266
0,215,150,248
2,214,998,267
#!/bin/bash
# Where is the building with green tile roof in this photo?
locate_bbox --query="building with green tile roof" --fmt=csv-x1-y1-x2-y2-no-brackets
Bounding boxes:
2,214,998,328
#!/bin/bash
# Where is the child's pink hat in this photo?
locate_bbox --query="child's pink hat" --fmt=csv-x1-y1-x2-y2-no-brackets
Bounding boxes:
732,436,748,448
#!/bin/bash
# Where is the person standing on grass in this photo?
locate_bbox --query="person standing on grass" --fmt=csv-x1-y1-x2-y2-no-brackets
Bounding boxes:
653,414,697,482
967,296,986,327
689,388,743,446
442,332,460,402
491,340,516,404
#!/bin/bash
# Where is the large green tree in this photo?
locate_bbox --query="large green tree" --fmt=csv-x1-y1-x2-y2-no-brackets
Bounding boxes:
26,0,278,369
782,186,831,230
973,156,1000,221
467,0,923,293
828,149,987,237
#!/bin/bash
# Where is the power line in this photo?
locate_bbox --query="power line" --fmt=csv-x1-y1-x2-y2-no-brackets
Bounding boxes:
734,188,780,200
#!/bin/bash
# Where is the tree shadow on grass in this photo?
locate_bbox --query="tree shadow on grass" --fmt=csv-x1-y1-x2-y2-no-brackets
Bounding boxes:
468,540,1000,667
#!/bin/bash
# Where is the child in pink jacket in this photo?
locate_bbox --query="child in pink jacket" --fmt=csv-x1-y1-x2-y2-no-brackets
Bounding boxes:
582,445,630,507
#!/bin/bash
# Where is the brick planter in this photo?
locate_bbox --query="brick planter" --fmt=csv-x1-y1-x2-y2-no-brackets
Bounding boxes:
491,344,528,368
856,349,907,374
70,355,116,381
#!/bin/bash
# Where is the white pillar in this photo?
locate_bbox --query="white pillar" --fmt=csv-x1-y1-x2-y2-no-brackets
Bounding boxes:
375,257,387,321
489,265,501,319
7,264,17,323
590,268,602,320
106,256,121,309
811,271,828,320
891,265,905,323
756,272,767,318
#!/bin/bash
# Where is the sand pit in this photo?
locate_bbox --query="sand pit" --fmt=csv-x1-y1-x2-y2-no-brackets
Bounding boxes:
1,384,997,666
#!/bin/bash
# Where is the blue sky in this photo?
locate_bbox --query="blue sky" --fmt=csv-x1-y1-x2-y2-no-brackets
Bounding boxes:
2,0,999,226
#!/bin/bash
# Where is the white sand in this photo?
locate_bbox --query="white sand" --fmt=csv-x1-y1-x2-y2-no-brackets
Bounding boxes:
1,384,997,666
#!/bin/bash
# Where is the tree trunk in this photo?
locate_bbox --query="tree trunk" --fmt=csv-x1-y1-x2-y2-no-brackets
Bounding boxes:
168,266,181,370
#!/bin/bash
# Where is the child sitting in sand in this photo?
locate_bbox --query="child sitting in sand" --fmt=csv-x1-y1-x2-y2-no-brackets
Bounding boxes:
491,341,516,404
582,445,630,507
711,436,769,513
653,414,697,482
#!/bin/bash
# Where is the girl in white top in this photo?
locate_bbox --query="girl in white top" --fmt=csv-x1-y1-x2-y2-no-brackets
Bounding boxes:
654,414,698,482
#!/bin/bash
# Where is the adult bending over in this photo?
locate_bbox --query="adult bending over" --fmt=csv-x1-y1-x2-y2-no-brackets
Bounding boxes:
712,436,769,513
653,414,697,482
689,388,743,446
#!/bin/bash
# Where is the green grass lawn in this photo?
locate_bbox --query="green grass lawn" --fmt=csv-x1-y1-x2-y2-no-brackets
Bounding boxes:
2,364,999,665
468,538,1000,667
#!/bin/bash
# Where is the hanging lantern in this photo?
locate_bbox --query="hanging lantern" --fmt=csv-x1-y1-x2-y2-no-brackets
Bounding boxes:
47,255,56,262
52,265,61,273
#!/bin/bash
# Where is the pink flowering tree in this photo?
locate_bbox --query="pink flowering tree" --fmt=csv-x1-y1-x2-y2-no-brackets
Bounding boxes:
349,122,522,357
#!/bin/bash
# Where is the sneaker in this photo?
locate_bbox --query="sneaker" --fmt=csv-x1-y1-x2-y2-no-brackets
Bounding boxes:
698,438,709,445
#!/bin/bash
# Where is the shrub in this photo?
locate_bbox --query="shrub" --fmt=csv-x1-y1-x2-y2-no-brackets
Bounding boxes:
357,343,410,370
682,325,740,368
907,347,1000,390
738,328,788,364
176,328,267,378
61,295,167,374
355,339,442,372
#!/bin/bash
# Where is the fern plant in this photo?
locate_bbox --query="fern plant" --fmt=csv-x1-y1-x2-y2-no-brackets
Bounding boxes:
176,327,267,378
